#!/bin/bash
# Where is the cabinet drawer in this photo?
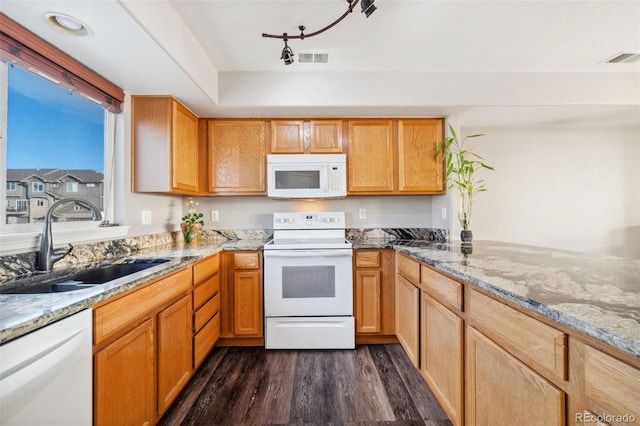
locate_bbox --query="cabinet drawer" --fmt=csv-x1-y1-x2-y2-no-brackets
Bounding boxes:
94,267,192,345
194,293,220,333
420,265,463,310
468,289,567,381
193,274,220,310
234,252,260,269
194,313,220,367
397,253,420,283
584,345,640,423
355,251,381,268
193,254,219,284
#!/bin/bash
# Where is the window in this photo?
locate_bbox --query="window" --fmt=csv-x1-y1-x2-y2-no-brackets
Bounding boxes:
87,183,96,188
67,182,79,193
73,205,83,212
4,65,104,224
1,14,125,251
6,182,16,191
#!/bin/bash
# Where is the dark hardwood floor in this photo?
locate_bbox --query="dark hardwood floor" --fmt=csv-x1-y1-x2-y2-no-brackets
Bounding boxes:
159,344,453,426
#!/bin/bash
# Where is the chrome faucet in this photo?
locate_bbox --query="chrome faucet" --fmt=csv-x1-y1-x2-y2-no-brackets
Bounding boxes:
37,198,102,271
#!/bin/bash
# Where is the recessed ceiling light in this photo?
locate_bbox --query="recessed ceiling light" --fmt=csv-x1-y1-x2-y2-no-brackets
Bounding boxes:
43,12,92,37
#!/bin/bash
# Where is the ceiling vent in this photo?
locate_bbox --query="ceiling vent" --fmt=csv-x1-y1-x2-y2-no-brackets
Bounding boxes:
298,53,329,64
604,51,640,64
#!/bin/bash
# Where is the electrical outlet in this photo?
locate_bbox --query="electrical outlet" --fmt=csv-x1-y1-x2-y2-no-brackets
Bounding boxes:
141,210,152,225
442,207,447,220
211,210,219,221
359,208,366,219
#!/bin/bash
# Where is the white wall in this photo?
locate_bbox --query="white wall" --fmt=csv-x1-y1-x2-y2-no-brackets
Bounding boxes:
190,195,441,230
461,126,640,259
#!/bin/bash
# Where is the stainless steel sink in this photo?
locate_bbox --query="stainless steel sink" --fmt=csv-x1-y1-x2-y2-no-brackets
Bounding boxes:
0,258,172,294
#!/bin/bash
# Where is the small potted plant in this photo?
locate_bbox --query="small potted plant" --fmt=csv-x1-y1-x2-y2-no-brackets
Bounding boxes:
180,198,204,244
435,124,494,245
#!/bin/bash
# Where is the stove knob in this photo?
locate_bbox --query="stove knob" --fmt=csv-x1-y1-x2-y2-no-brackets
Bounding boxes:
321,217,331,223
331,217,340,223
287,218,295,224
277,218,286,224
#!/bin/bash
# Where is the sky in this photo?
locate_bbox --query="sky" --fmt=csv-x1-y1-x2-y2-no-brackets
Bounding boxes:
7,64,105,173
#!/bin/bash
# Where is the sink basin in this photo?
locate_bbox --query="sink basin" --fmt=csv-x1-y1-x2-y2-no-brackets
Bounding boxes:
0,258,172,294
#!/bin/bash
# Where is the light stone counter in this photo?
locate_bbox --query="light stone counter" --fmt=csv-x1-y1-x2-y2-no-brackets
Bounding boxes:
0,239,268,345
383,240,639,359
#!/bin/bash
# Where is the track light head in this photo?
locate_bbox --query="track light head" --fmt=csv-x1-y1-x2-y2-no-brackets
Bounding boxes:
281,36,295,65
361,0,376,17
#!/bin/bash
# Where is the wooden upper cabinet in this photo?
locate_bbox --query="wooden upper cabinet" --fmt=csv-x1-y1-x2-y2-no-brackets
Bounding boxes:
270,120,305,153
309,120,344,153
397,119,445,193
208,120,267,194
347,120,395,193
270,119,344,154
132,96,199,194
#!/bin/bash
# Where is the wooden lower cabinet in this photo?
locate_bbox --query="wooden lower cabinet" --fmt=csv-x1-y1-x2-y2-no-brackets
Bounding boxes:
94,319,155,426
466,326,566,426
192,254,221,368
420,293,464,426
219,251,263,345
569,339,640,426
395,274,420,367
93,267,193,425
157,294,193,415
353,249,396,342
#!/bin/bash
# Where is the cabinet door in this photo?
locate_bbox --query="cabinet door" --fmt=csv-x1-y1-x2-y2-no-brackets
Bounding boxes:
208,120,267,193
355,269,382,333
157,294,193,416
270,120,305,153
171,100,199,193
347,120,394,193
95,320,155,426
466,326,565,426
582,344,640,425
396,274,420,367
234,270,263,336
397,119,445,193
421,294,464,426
309,120,343,153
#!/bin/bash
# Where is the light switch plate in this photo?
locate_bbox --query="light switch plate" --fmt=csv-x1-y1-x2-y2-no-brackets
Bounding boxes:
359,208,366,219
211,210,219,221
141,210,152,225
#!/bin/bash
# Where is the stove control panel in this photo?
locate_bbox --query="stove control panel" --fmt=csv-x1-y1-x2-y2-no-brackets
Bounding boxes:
273,212,345,230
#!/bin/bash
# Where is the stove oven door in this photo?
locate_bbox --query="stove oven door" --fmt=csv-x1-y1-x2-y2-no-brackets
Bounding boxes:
263,249,353,317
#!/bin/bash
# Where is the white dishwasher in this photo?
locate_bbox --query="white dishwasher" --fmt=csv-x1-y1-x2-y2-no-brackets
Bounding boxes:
0,309,92,426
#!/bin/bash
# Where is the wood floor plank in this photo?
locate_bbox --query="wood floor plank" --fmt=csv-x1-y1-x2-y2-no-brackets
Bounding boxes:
385,344,451,422
159,344,452,426
367,345,427,423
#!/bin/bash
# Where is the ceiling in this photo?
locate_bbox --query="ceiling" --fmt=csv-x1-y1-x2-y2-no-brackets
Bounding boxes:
1,0,639,126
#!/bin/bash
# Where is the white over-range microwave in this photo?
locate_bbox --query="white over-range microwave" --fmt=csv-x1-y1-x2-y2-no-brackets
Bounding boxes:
267,154,347,199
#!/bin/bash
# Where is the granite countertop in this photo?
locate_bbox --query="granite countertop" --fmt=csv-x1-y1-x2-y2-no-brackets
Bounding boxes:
2,236,638,360
0,239,269,344
361,240,639,359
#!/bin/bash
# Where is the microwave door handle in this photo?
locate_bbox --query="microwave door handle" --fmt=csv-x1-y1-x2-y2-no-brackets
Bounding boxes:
263,250,352,258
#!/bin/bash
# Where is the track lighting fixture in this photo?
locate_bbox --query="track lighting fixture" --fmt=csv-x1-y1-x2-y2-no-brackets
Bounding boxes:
262,0,377,65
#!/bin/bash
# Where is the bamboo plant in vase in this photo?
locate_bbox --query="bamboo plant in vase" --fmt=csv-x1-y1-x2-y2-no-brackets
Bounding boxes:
435,125,494,245
181,198,204,245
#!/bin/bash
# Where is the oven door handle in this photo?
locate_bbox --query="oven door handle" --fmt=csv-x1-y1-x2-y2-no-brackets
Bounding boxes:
263,250,352,258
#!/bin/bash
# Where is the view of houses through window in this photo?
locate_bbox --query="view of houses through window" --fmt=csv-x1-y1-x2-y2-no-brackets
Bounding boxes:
4,64,105,225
